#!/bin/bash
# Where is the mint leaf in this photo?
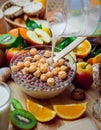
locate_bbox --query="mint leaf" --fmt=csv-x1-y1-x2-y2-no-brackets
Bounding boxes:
26,18,42,31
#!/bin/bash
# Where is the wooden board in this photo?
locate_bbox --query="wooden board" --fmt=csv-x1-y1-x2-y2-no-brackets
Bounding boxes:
7,80,101,130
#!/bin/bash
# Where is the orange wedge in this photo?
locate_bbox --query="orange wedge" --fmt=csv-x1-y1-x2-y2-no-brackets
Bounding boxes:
73,40,91,58
8,28,27,40
53,102,88,120
26,99,56,122
87,53,101,65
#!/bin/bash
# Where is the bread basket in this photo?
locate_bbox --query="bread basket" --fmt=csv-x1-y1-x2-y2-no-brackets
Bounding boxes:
1,0,47,28
1,0,26,28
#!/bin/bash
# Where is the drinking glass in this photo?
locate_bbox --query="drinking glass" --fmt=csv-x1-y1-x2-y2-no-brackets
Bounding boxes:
0,82,11,130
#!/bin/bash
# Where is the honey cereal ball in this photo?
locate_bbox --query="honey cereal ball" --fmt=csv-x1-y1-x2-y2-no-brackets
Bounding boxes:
40,64,48,73
34,70,41,77
53,62,59,67
24,56,32,61
24,61,30,67
40,58,46,63
37,62,43,68
17,61,24,69
28,66,36,73
52,68,59,76
60,65,68,71
58,59,65,66
22,67,29,75
47,78,55,86
11,65,19,72
40,74,47,81
46,71,53,78
58,71,67,80
34,54,41,61
30,48,37,56
44,50,51,58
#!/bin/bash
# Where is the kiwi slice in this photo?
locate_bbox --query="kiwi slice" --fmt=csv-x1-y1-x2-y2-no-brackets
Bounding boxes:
11,109,37,130
11,98,23,111
0,34,16,48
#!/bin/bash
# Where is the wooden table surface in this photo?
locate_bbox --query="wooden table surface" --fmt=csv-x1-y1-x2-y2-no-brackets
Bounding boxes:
7,80,101,130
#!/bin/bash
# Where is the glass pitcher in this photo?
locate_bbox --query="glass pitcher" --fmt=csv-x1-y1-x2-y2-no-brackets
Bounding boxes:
46,0,101,37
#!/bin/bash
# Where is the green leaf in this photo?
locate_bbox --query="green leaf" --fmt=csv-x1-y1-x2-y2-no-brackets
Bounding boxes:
26,18,42,31
57,37,77,50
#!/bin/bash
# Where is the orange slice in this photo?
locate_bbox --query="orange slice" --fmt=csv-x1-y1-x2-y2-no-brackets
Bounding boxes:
8,28,27,40
73,40,91,58
87,53,101,64
53,102,88,120
26,99,56,122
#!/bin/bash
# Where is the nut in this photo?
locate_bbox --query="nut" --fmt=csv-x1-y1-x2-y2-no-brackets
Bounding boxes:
71,88,86,101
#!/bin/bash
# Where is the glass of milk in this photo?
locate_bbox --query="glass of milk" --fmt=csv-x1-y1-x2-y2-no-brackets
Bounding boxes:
0,82,11,130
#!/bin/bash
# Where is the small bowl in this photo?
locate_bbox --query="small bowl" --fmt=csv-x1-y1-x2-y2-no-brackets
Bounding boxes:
10,46,76,99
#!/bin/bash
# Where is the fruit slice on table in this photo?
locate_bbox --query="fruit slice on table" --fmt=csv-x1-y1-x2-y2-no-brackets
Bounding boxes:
34,28,51,43
0,34,16,48
73,40,91,58
8,28,27,39
42,25,52,37
11,98,23,111
87,53,101,65
26,99,56,122
10,109,37,130
26,29,51,46
65,51,76,64
53,102,88,120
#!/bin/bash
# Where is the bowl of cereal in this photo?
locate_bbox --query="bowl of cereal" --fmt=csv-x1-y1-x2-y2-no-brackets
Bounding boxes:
10,46,76,99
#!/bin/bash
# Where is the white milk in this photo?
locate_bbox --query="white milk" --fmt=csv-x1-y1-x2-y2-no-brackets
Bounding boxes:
0,82,11,130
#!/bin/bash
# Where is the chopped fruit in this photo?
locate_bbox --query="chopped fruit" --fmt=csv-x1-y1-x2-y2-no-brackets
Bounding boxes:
0,34,16,48
73,40,92,58
42,25,52,37
34,28,51,43
10,109,37,130
26,99,56,122
26,28,51,46
87,53,101,65
8,28,27,39
26,31,43,45
53,102,88,120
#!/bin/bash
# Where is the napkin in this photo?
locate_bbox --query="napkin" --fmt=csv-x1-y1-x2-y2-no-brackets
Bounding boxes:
57,118,98,130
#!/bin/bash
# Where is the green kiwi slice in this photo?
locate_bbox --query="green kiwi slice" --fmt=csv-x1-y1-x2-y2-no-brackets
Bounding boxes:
0,34,16,48
11,109,37,130
11,98,23,111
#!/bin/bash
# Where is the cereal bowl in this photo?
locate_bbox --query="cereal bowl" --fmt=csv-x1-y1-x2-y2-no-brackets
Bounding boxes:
10,46,76,99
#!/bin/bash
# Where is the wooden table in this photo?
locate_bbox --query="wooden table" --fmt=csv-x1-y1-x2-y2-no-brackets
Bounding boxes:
7,80,101,130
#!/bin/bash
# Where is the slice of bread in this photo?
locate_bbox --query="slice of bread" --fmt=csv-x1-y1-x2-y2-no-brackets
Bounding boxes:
4,6,23,19
23,2,43,16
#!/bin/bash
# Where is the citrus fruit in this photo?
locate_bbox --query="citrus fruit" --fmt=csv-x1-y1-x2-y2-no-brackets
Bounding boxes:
73,40,92,58
53,102,88,120
87,53,101,64
42,25,52,37
26,99,56,122
8,28,27,39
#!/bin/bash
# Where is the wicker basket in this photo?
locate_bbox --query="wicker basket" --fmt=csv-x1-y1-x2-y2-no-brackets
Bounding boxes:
1,0,26,28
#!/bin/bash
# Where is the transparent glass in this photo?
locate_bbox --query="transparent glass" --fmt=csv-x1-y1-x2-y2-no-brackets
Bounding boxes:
46,0,101,37
0,82,11,130
10,46,76,99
